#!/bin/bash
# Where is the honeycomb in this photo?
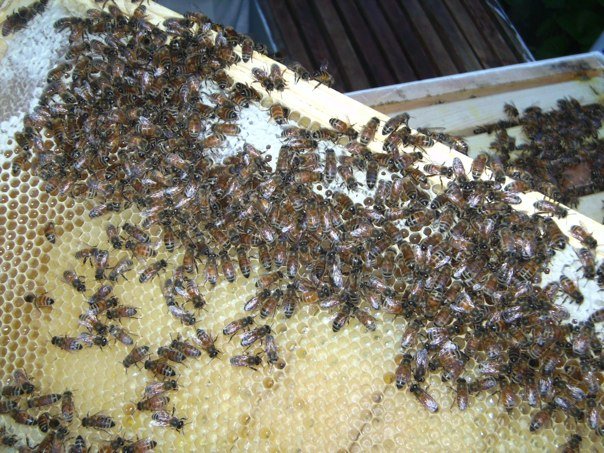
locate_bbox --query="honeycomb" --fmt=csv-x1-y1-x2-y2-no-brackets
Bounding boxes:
0,1,603,452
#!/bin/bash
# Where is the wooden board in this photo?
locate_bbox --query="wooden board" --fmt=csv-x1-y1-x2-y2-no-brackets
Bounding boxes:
257,0,528,92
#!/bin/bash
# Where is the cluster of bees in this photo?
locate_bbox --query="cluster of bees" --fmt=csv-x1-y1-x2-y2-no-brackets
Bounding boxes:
4,1,604,450
29,218,287,447
473,99,604,208
1,0,48,36
0,368,156,451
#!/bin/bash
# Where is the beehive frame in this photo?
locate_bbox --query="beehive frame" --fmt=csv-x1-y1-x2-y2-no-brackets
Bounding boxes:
0,0,603,451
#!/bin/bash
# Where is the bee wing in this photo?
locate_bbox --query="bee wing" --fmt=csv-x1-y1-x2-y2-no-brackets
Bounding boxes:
151,410,171,427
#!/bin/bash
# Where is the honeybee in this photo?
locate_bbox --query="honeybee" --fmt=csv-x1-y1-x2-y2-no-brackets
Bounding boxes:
81,413,115,430
332,303,355,332
11,409,37,426
291,61,311,82
395,354,413,389
241,37,254,62
534,200,567,218
312,63,334,88
364,158,378,190
51,335,83,352
359,117,380,144
265,334,285,368
0,400,18,413
329,118,358,140
236,247,251,278
109,324,135,346
2,1,46,36
559,275,584,304
240,325,271,347
407,133,434,151
252,67,274,92
106,224,123,249
157,346,186,364
244,289,271,312
0,425,18,447
43,222,56,243
137,395,169,412
469,153,488,180
560,434,582,453
455,378,469,411
27,393,61,409
126,241,157,260
269,103,290,125
144,380,179,399
11,369,34,394
355,309,377,331
24,292,54,310
230,354,262,370
123,223,150,243
10,152,29,176
256,270,283,289
270,63,287,91
382,113,410,135
409,384,439,413
78,312,108,336
139,259,168,283
223,316,254,337
37,411,56,433
504,180,532,194
195,329,220,358
109,258,134,282
569,225,596,249
338,164,358,190
89,202,121,218
77,325,108,349
123,438,157,453
69,435,88,453
145,359,177,379
575,248,596,279
74,247,98,265
61,390,74,423
586,308,604,327
152,409,187,432
63,270,86,292
167,302,196,326
92,249,110,281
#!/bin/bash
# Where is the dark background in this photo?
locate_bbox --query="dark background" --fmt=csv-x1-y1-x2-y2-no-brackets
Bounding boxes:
500,0,604,59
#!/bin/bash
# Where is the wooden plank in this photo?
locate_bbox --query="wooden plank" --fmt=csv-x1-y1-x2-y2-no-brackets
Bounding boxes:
347,53,604,112
307,0,370,91
261,0,314,71
332,0,397,87
393,78,604,134
422,0,482,72
462,0,525,65
444,0,502,68
351,0,416,83
398,0,458,76
284,0,345,91
377,0,438,80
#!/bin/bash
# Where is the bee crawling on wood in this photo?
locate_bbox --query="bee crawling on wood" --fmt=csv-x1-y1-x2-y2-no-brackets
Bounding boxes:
312,62,334,89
